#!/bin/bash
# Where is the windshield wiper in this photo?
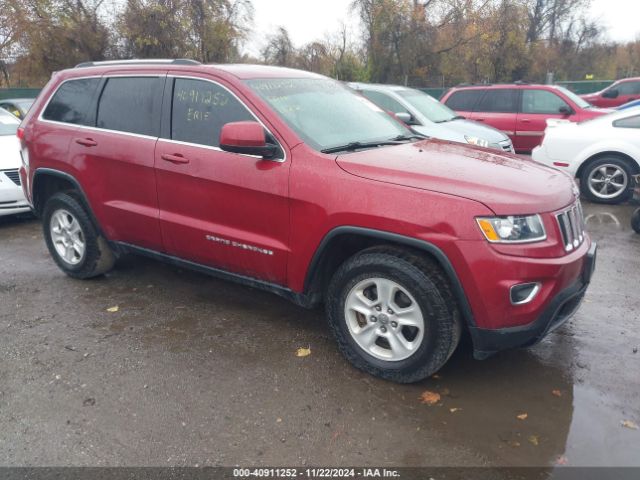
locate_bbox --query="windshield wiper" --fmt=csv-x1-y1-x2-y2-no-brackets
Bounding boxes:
321,135,424,154
435,115,465,123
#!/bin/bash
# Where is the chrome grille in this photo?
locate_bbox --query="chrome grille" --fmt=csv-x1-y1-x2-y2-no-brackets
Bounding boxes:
556,202,585,252
2,169,21,186
499,140,514,153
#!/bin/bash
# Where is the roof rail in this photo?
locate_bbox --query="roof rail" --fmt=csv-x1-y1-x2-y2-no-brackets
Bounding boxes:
514,80,530,85
456,82,492,87
75,59,201,68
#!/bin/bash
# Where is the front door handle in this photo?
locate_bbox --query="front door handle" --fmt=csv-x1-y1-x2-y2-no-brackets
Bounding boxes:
520,119,531,123
75,138,98,147
161,153,190,164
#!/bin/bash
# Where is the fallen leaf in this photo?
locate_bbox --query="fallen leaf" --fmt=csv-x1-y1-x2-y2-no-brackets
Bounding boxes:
295,347,311,357
556,455,569,465
552,390,562,397
449,407,462,413
440,387,450,396
517,413,528,420
621,420,638,430
432,374,441,379
508,440,521,448
419,391,441,405
528,435,539,446
106,306,119,313
276,418,282,423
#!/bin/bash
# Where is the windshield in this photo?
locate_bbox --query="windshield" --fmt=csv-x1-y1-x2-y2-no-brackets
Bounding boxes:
246,78,412,152
556,86,592,109
0,111,19,135
397,89,458,123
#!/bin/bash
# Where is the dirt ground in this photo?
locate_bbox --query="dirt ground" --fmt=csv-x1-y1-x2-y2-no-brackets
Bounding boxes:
0,201,638,468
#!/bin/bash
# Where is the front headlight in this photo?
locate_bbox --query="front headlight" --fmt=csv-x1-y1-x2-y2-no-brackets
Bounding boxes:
465,136,490,148
476,215,546,243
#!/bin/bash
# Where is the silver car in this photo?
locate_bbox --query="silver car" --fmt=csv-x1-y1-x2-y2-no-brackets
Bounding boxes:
349,83,514,153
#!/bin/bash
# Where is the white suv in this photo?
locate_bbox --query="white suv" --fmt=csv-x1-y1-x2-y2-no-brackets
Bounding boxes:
0,108,30,217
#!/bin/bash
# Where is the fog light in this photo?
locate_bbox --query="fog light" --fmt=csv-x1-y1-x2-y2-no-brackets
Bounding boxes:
510,282,541,305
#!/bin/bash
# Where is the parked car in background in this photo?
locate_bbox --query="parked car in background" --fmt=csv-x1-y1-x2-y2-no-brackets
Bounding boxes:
0,98,35,120
18,60,596,383
581,78,640,108
532,110,640,204
349,82,514,153
441,84,610,152
0,108,31,216
617,99,640,110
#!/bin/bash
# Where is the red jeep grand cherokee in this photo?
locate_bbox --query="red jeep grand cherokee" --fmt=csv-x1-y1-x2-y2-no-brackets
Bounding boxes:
441,83,609,152
18,60,596,383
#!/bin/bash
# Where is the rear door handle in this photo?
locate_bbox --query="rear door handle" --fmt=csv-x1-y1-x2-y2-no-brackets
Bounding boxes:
75,138,98,147
161,153,190,164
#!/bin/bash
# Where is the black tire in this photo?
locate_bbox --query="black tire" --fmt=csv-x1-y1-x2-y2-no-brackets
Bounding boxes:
579,156,636,204
632,208,640,234
326,247,461,383
42,192,115,279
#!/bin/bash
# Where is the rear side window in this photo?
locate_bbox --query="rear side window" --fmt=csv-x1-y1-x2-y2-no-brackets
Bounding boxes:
522,89,569,114
170,78,253,147
476,89,519,113
444,89,485,111
96,77,162,136
43,78,100,125
613,115,640,129
360,90,409,115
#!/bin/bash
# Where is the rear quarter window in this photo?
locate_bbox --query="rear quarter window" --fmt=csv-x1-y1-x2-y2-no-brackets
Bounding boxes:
42,78,101,125
444,89,485,111
613,115,640,129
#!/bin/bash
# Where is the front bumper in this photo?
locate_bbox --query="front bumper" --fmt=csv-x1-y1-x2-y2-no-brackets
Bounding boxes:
469,242,597,358
0,169,31,217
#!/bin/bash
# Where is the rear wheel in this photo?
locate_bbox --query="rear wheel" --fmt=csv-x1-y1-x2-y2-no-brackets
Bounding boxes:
326,248,461,383
43,192,115,279
580,156,635,204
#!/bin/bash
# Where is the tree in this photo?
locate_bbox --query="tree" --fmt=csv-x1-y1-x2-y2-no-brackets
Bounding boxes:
261,27,296,67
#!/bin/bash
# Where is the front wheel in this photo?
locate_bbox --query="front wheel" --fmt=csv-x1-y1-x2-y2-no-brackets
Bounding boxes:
580,157,635,204
326,248,461,383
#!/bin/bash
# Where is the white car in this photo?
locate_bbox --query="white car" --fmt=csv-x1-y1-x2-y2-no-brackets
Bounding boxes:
0,108,30,216
532,108,640,204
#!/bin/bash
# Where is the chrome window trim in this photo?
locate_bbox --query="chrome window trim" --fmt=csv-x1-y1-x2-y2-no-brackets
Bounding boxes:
37,73,287,163
167,74,286,163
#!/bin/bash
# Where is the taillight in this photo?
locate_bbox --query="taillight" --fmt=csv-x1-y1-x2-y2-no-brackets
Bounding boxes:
17,127,25,140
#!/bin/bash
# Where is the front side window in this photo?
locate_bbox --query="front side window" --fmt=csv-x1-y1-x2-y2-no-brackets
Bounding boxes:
476,89,518,113
522,89,570,114
360,90,409,115
171,78,253,147
97,77,161,136
445,89,485,112
246,78,412,152
613,115,640,129
617,81,640,96
43,78,100,125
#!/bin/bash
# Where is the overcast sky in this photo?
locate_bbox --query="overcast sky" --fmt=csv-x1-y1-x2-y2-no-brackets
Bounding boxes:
245,0,640,56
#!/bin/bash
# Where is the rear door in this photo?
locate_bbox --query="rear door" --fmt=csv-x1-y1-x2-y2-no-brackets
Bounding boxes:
154,75,290,284
66,74,165,250
516,88,573,152
469,89,519,147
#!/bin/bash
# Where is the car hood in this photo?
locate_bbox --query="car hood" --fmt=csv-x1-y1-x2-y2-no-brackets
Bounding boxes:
336,139,577,215
0,135,21,170
412,119,508,145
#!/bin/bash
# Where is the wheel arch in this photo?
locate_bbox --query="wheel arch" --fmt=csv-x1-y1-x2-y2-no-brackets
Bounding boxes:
303,226,475,328
32,168,102,232
576,150,640,180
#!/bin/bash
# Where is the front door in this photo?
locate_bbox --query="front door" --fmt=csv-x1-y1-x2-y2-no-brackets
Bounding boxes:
154,75,291,285
516,89,573,152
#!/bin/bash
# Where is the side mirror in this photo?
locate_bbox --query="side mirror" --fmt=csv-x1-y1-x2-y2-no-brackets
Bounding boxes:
219,121,277,159
394,112,418,125
603,89,619,99
558,105,573,115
